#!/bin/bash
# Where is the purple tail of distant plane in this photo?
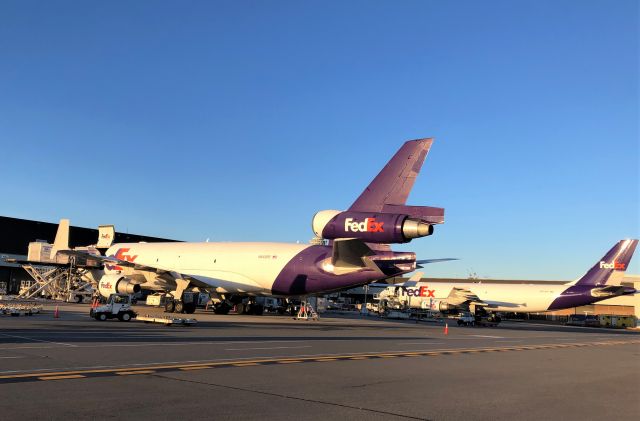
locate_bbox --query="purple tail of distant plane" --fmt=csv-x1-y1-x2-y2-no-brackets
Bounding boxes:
575,239,638,286
547,239,638,310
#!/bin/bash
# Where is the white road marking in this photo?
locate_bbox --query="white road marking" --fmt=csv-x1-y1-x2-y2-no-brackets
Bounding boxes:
0,356,24,359
397,342,445,345
495,340,523,343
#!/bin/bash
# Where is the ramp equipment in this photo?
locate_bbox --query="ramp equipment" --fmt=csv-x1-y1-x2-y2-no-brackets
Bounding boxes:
137,315,198,326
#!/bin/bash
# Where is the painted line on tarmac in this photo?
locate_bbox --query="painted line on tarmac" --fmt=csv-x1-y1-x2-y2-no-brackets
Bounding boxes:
0,339,638,384
0,332,76,347
38,374,86,381
224,346,312,351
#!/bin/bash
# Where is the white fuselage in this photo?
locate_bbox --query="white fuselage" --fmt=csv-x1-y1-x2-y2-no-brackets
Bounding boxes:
105,242,310,294
378,282,570,313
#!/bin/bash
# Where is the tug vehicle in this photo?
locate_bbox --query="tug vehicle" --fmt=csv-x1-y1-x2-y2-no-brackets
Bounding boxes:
90,293,137,321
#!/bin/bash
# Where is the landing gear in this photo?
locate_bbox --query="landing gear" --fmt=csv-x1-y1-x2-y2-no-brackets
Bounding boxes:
175,301,185,314
164,299,176,313
234,302,264,315
213,302,231,314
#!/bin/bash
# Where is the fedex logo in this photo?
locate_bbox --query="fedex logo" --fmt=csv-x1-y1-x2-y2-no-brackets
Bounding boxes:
599,261,626,270
106,248,138,271
344,218,384,233
100,281,112,290
402,286,435,297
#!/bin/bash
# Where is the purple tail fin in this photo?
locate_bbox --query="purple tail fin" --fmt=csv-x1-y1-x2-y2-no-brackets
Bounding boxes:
575,239,638,286
349,138,434,213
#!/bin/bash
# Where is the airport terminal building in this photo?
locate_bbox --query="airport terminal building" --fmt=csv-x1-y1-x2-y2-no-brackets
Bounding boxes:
0,216,176,294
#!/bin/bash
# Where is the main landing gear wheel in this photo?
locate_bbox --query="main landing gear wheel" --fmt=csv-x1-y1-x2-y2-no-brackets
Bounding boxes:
164,300,176,313
213,303,231,315
175,301,185,314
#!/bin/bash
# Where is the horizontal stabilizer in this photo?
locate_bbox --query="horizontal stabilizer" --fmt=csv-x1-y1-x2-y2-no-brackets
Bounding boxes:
331,239,377,275
382,205,445,224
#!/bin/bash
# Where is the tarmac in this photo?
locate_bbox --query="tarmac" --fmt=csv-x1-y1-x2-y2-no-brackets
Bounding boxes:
0,302,638,420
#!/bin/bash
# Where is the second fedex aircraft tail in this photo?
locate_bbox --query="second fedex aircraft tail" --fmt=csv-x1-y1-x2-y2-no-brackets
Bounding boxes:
568,239,638,287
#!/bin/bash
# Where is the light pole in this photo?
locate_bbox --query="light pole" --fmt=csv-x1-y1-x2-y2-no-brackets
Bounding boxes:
362,284,369,316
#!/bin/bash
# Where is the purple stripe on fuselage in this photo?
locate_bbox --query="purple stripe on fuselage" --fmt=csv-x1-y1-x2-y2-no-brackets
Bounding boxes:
270,245,388,296
547,285,636,310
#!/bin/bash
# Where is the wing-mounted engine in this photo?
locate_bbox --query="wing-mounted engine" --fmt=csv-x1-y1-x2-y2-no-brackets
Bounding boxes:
312,209,439,244
98,274,141,298
423,287,486,314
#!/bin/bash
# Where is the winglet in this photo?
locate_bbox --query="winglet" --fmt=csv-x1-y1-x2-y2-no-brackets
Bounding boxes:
349,138,434,212
50,218,70,257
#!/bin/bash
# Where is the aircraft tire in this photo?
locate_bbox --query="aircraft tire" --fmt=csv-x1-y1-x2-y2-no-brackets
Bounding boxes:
164,300,176,313
175,301,185,314
213,304,231,315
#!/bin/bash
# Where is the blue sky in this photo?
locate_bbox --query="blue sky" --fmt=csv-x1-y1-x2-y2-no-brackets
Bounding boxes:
1,0,638,279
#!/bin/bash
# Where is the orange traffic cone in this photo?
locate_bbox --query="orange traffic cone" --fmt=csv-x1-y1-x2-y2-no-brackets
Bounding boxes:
444,323,448,335
54,305,60,319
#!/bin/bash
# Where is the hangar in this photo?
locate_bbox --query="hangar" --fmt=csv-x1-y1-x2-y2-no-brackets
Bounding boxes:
0,216,176,294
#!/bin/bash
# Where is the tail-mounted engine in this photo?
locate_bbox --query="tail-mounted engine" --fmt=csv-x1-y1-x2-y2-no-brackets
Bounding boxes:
98,274,141,298
312,210,434,244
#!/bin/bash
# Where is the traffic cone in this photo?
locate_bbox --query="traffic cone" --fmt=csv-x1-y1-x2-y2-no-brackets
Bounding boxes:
54,305,60,319
444,323,448,335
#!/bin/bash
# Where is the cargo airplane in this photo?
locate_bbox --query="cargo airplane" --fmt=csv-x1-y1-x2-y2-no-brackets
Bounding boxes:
377,239,638,318
58,138,448,314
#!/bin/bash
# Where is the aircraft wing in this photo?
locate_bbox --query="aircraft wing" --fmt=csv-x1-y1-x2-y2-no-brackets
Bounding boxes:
446,287,486,306
57,250,264,293
58,250,165,274
415,258,458,268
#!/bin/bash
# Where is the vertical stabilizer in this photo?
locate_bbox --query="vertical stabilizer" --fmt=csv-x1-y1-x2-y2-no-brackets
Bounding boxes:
50,219,70,257
349,138,434,212
97,225,115,248
573,239,638,286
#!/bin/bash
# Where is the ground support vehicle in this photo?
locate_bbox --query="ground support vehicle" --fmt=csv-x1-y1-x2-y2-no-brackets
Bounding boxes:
455,312,475,326
474,313,501,327
90,293,137,321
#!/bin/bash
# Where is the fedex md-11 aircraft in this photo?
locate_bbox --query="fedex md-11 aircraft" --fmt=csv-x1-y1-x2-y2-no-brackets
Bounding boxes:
60,138,447,314
377,239,638,318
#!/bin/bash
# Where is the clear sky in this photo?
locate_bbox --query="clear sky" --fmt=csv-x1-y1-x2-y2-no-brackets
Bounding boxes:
1,0,638,280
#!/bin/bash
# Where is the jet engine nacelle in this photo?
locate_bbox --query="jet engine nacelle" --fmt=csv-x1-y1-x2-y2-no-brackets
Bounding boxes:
98,274,141,298
422,299,457,314
312,210,434,244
